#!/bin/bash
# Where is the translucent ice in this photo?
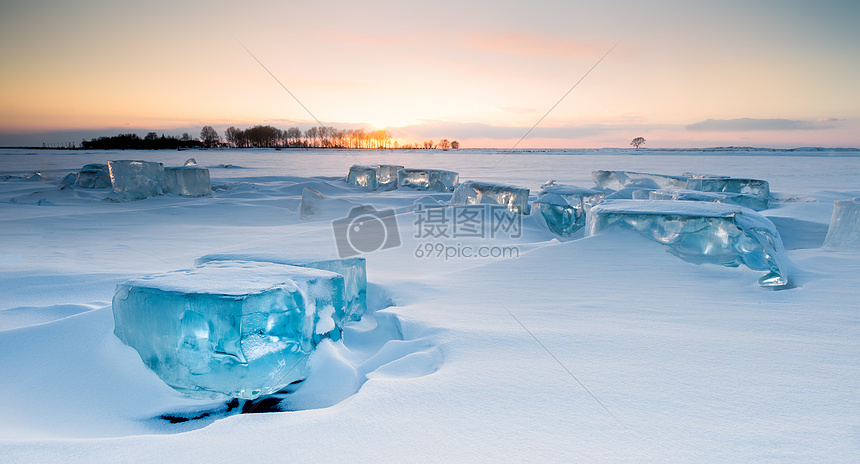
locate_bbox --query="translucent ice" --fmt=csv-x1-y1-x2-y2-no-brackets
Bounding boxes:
649,189,728,203
195,251,367,324
112,260,345,399
75,164,111,189
534,184,604,236
451,181,530,214
108,160,165,201
163,166,212,196
685,177,770,210
397,168,459,192
588,200,790,287
346,165,378,190
375,165,404,188
592,170,688,191
824,198,860,248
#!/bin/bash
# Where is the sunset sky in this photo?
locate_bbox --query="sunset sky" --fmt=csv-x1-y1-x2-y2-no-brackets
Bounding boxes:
1,0,858,148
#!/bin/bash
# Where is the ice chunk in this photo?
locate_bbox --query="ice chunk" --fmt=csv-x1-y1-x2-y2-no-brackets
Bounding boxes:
163,166,212,196
195,251,367,324
587,200,790,287
534,185,604,236
375,164,404,188
451,181,530,214
824,198,860,248
593,170,688,191
397,168,459,192
184,158,197,166
346,165,378,190
112,260,345,399
108,160,165,201
685,177,770,210
74,164,111,189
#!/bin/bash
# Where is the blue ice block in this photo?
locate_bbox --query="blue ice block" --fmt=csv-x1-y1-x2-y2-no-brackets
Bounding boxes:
195,252,366,325
108,160,166,201
346,165,379,190
451,181,530,214
75,164,111,189
587,200,790,287
592,170,689,191
112,260,345,399
163,166,211,196
397,168,459,192
685,177,770,210
534,184,604,236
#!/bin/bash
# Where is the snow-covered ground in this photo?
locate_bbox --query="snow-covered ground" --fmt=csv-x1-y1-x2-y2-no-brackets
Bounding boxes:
1,148,858,462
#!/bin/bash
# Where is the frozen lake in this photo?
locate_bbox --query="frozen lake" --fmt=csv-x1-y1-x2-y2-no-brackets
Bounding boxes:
1,147,858,462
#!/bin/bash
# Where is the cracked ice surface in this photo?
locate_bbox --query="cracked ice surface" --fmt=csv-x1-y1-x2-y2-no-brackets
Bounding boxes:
534,184,604,236
112,260,345,399
451,180,530,214
587,200,790,287
397,168,459,192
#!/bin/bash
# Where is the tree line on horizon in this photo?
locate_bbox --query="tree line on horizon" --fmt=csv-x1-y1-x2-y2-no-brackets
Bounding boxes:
81,125,460,150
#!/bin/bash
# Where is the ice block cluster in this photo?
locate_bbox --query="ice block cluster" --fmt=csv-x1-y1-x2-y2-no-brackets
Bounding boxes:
112,260,346,399
587,200,790,287
451,181,530,214
107,159,211,201
534,184,604,236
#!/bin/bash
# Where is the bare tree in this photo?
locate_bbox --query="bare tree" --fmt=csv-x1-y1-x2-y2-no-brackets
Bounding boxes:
630,137,646,149
200,126,220,148
451,140,460,149
438,139,451,150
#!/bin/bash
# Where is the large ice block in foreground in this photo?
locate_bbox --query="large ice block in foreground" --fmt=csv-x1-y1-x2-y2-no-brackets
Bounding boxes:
824,198,860,248
587,200,790,287
75,164,111,189
534,184,604,236
195,251,366,324
398,168,459,192
163,166,211,196
112,260,345,399
593,170,688,191
346,165,378,190
685,177,770,210
108,160,165,201
451,181,530,214
375,165,404,188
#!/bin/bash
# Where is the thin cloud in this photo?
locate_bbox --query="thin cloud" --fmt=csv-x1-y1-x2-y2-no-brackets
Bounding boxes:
685,118,840,132
459,32,598,57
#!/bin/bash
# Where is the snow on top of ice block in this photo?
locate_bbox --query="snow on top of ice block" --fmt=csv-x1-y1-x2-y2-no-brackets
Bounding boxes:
195,248,350,267
541,184,602,196
120,260,339,295
592,199,748,218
